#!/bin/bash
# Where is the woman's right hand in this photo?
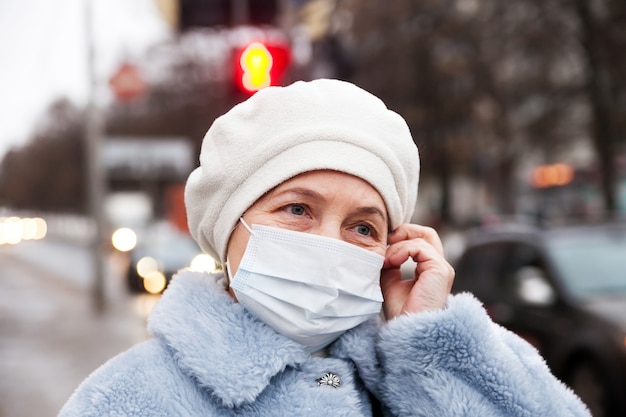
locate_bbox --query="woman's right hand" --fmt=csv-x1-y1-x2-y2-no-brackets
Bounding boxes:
380,224,455,320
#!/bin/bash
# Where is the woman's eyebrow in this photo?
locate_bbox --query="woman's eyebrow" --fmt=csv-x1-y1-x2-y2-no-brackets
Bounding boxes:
274,187,326,201
272,188,387,221
352,206,387,222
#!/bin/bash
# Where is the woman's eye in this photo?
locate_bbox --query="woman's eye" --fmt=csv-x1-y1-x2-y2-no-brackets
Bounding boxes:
355,224,371,236
288,204,306,216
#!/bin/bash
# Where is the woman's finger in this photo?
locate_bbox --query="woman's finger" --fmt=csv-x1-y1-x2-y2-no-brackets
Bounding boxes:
383,237,442,269
381,233,455,318
388,224,444,255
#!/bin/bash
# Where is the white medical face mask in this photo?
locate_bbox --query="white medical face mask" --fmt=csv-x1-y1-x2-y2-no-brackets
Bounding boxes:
228,219,384,353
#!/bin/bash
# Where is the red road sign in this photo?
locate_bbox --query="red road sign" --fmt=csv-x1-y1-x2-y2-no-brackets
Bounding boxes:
109,63,146,102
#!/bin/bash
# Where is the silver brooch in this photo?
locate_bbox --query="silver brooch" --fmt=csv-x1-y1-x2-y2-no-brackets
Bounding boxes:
317,372,341,388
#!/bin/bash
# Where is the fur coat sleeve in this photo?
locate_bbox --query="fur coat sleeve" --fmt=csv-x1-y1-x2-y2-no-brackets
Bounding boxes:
333,293,590,416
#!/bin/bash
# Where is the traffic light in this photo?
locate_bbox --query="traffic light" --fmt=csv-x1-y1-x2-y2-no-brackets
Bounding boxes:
233,41,291,94
240,42,273,91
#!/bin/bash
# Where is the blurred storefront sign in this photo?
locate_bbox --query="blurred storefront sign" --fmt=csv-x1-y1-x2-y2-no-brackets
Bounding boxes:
154,0,179,29
103,137,193,181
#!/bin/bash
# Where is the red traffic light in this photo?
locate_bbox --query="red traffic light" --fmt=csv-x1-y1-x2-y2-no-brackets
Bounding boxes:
240,42,273,91
233,41,291,93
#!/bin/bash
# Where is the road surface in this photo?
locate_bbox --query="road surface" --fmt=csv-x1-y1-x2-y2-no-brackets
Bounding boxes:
0,239,154,417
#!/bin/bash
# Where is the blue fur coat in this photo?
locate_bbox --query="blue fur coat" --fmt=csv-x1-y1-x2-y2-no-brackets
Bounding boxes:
59,271,589,416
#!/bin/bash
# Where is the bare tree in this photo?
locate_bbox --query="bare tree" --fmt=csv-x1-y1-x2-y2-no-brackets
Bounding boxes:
342,0,622,223
572,0,626,218
0,99,86,212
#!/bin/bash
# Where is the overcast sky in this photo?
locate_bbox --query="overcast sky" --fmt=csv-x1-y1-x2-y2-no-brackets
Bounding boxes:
0,0,170,158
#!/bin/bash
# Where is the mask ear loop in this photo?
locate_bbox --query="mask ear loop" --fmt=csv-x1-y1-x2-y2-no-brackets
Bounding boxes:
239,217,254,235
225,217,255,286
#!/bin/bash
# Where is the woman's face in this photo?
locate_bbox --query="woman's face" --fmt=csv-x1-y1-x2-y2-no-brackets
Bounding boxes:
226,170,389,280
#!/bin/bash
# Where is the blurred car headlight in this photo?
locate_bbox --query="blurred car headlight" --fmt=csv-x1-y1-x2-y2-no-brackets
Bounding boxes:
143,270,167,294
0,216,47,245
112,227,137,252
23,217,47,240
136,256,159,278
1,216,23,245
189,253,220,273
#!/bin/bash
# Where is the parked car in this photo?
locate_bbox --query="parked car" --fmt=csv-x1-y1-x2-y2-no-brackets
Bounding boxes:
452,222,626,417
123,221,219,294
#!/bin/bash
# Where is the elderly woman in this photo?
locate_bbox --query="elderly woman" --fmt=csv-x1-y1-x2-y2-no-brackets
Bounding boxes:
59,79,589,416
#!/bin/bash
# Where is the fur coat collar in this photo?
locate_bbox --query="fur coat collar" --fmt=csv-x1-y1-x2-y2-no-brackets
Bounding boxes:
147,271,381,407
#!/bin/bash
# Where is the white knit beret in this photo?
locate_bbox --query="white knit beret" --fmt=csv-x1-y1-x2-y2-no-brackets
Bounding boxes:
185,79,420,262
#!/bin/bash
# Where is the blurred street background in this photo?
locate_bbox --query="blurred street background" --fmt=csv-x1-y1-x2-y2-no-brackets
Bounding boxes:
1,0,626,416
0,231,154,417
